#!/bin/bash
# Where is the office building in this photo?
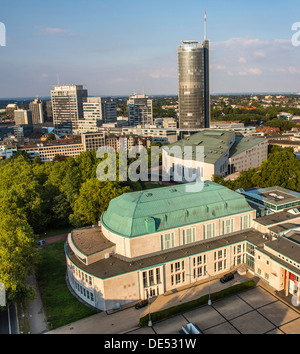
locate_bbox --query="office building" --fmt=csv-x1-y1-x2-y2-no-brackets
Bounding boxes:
29,98,45,124
51,85,88,135
101,97,117,124
127,94,153,126
178,38,210,129
14,109,33,125
45,101,53,122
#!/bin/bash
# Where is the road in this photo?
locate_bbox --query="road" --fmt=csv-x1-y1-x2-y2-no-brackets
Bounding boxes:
0,302,18,334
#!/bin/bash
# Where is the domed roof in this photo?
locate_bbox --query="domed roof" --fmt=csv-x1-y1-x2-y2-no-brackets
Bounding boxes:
101,181,254,238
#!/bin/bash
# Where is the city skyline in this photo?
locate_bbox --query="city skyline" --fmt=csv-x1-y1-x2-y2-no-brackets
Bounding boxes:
1,0,300,98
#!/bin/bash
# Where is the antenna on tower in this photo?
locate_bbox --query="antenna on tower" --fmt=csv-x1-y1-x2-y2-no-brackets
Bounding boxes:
204,11,207,40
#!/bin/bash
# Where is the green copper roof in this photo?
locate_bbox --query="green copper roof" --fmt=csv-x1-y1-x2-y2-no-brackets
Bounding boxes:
165,130,266,164
101,181,254,238
166,130,235,164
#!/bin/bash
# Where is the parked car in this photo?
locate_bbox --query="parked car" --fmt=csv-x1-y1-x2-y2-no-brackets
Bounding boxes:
37,239,46,246
220,272,234,284
135,299,148,309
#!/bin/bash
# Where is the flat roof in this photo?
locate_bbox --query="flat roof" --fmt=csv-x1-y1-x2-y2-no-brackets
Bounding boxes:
242,186,300,207
71,226,115,256
259,237,300,274
255,210,300,226
268,222,300,234
66,229,266,280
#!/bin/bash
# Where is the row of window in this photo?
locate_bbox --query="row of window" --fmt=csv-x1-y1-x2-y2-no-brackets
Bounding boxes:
74,280,95,302
75,267,92,286
161,219,247,250
142,268,161,288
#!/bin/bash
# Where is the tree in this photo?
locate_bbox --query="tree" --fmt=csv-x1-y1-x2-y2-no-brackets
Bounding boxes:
46,133,56,141
0,212,39,301
69,179,131,227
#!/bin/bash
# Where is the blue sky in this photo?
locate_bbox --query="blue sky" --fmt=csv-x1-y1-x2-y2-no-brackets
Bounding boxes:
1,0,300,97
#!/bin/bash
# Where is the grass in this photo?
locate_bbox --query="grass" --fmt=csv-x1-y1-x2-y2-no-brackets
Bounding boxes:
139,280,256,327
38,225,74,238
36,240,97,330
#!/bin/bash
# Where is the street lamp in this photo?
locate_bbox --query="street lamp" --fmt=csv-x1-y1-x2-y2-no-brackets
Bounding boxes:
145,290,152,327
205,271,212,305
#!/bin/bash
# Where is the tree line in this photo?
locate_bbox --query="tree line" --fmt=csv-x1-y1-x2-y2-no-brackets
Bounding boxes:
213,146,300,192
0,150,131,303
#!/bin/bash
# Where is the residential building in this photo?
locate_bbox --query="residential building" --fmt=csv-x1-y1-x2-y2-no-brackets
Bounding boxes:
51,85,88,135
178,39,210,129
127,94,153,126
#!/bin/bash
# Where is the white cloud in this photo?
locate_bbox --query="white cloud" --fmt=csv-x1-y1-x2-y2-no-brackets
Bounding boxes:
288,66,300,74
238,57,247,63
37,27,75,36
254,50,266,57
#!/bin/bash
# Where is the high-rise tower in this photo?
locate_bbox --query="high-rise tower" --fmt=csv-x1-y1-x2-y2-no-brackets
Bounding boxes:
178,13,210,130
51,84,88,135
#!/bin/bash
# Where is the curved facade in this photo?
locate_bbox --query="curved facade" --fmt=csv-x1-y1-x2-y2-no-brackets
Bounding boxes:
178,40,210,129
64,181,263,311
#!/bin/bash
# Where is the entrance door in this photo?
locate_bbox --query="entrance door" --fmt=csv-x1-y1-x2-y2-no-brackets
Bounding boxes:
289,279,296,294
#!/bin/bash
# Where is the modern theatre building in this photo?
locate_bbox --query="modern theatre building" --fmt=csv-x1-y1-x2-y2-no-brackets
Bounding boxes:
65,181,300,311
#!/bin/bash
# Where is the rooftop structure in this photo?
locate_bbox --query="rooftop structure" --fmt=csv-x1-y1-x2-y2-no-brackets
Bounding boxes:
238,186,300,213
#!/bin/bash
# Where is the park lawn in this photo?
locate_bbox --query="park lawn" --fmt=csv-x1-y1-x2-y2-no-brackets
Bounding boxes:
36,240,98,330
38,225,74,239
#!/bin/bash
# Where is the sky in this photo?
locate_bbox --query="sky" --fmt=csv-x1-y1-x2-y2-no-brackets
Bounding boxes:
1,0,300,98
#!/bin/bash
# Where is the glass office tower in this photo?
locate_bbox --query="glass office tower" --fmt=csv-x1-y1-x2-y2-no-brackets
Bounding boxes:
178,40,210,130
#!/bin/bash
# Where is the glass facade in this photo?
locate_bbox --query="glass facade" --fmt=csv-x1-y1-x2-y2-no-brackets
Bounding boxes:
178,40,210,129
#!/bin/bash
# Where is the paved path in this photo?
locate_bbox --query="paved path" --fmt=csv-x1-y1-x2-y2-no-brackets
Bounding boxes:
47,274,250,334
25,233,68,334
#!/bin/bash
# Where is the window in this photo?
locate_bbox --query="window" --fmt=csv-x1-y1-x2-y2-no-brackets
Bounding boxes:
203,223,216,239
223,219,234,235
161,232,174,250
143,271,148,288
170,261,185,286
192,254,207,280
183,228,195,244
241,214,251,229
